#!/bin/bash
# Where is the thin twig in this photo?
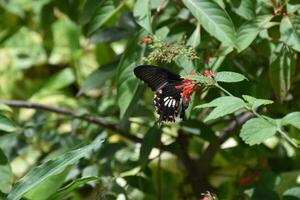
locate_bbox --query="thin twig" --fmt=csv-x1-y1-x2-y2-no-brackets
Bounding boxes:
1,99,142,143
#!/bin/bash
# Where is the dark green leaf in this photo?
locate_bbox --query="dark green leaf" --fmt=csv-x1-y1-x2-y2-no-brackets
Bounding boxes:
0,148,12,193
240,118,277,145
139,126,160,167
47,176,100,200
269,44,296,102
78,61,118,95
7,136,104,200
123,175,155,194
117,31,146,118
182,0,236,47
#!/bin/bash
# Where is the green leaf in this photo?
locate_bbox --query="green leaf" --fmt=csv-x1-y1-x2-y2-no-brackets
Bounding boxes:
237,15,273,52
139,126,160,167
280,15,300,52
86,0,125,35
183,74,215,85
117,31,146,118
182,0,236,47
283,112,300,129
78,61,118,95
24,166,71,200
240,118,278,145
47,176,99,200
7,136,104,200
269,44,296,102
228,0,255,20
123,175,155,194
283,187,300,200
0,148,12,193
187,23,201,48
242,95,273,110
0,114,16,133
214,71,247,83
133,0,152,33
194,96,246,122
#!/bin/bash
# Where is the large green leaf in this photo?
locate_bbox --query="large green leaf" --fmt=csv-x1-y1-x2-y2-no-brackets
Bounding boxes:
236,15,273,52
86,0,125,35
269,44,296,102
194,96,246,122
133,0,152,33
0,148,12,193
47,176,99,200
283,187,300,200
228,0,255,20
7,136,104,200
0,114,16,133
139,126,160,167
240,118,278,145
78,61,118,95
117,31,146,118
280,15,300,52
182,0,236,47
187,23,201,48
283,112,300,130
214,71,247,83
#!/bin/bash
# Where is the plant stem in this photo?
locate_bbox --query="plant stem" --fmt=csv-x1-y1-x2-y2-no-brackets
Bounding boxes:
215,83,234,96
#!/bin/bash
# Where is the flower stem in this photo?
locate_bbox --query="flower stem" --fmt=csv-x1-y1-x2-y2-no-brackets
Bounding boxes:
215,83,234,96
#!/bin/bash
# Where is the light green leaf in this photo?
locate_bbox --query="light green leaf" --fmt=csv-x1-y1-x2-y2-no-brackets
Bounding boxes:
269,44,296,102
242,95,273,110
283,187,300,200
24,167,71,200
117,31,146,118
0,103,12,113
280,15,300,52
78,61,118,95
0,114,16,133
0,148,12,193
240,118,277,145
86,0,125,35
283,112,300,129
236,15,273,52
47,176,99,200
133,0,152,33
215,71,247,83
139,126,160,167
194,96,246,122
7,136,104,200
228,0,255,20
182,0,236,47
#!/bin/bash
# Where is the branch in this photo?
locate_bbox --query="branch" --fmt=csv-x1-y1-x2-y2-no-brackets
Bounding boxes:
1,100,142,143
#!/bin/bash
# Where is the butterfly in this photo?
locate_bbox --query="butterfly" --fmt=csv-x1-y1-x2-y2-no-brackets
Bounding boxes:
134,65,190,123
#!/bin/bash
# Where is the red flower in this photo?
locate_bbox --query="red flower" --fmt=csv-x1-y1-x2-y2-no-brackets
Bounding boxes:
139,37,152,44
202,70,214,78
175,77,198,103
188,71,198,76
239,171,260,186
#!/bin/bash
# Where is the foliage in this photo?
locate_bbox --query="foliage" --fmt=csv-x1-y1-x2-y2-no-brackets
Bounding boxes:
0,0,300,200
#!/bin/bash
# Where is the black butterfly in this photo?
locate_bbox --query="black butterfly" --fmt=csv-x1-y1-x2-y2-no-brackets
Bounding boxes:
134,65,189,123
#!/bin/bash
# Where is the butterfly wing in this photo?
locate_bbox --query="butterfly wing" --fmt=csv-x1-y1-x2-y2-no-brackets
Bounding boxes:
134,65,182,91
134,65,185,123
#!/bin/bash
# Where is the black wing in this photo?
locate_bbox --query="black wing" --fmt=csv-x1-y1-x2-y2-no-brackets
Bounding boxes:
134,65,182,91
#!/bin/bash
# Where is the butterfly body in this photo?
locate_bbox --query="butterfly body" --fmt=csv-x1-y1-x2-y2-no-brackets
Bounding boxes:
134,65,189,123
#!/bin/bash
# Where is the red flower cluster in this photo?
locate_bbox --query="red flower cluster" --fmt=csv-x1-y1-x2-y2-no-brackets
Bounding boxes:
202,70,214,78
139,37,152,44
175,77,198,103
